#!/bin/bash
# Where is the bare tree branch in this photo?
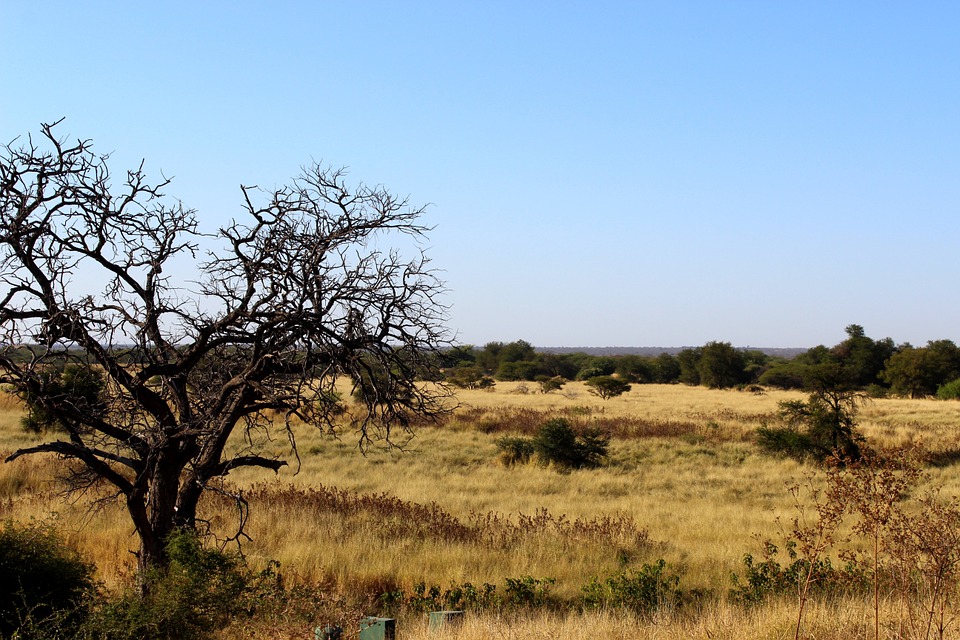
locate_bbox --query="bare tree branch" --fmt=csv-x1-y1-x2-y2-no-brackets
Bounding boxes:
0,121,451,575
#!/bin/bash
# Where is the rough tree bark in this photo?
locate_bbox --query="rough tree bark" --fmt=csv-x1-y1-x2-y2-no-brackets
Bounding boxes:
0,120,450,575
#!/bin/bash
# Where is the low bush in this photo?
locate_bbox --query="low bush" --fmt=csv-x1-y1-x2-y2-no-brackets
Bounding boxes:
493,419,610,469
502,575,556,609
377,576,549,614
441,581,499,611
864,383,888,398
936,377,960,400
729,542,866,605
532,418,609,469
444,366,495,390
536,375,566,393
581,559,683,616
455,406,699,440
757,363,808,390
532,419,579,466
84,530,254,640
0,520,96,638
494,436,535,465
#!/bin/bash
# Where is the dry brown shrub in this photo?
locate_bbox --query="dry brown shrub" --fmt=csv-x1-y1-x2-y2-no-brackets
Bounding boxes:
227,483,649,552
239,483,475,543
467,508,649,550
453,406,546,434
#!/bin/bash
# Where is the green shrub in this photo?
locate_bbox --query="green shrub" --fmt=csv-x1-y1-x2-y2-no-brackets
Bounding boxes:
502,575,555,608
536,375,566,394
532,419,578,466
729,542,866,604
84,530,252,640
394,580,505,613
937,378,960,400
865,383,888,398
575,428,611,468
532,418,609,469
445,366,495,390
755,426,815,460
440,581,498,611
757,390,864,463
581,559,682,616
405,582,442,613
494,436,535,465
377,578,537,614
0,520,96,639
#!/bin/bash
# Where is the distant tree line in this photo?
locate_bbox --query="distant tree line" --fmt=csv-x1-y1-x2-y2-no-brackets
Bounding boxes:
440,325,960,399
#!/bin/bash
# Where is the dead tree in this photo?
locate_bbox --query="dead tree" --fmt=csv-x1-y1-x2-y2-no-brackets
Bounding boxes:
0,120,450,575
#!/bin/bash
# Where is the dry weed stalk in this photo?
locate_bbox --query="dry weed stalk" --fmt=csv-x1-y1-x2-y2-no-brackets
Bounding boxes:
887,489,960,640
780,447,960,640
781,470,847,640
835,448,921,640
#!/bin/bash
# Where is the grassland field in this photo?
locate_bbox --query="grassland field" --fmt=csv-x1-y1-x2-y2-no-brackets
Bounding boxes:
2,382,960,639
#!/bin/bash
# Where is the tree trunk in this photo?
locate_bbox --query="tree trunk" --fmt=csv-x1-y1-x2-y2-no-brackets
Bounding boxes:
131,455,185,586
128,493,165,592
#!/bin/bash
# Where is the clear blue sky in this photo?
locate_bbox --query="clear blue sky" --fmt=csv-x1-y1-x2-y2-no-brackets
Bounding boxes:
3,2,958,348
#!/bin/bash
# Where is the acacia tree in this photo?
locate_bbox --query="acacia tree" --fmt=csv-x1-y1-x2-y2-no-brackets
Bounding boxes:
0,121,450,575
584,375,631,400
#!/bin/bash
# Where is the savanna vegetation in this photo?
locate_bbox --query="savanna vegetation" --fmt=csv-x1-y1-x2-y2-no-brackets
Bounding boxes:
5,123,960,639
4,377,960,639
444,325,960,400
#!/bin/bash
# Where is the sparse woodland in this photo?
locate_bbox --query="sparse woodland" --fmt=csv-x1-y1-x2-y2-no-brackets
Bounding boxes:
444,327,960,399
4,381,960,639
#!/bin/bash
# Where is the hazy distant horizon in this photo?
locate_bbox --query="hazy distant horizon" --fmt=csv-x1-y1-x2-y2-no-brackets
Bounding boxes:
531,345,808,358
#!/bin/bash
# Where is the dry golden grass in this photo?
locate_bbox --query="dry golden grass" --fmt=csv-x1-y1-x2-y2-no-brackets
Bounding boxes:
217,593,917,640
3,382,960,635
388,596,900,640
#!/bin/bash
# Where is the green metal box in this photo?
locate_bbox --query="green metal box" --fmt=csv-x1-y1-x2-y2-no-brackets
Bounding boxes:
428,610,464,629
359,616,395,640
